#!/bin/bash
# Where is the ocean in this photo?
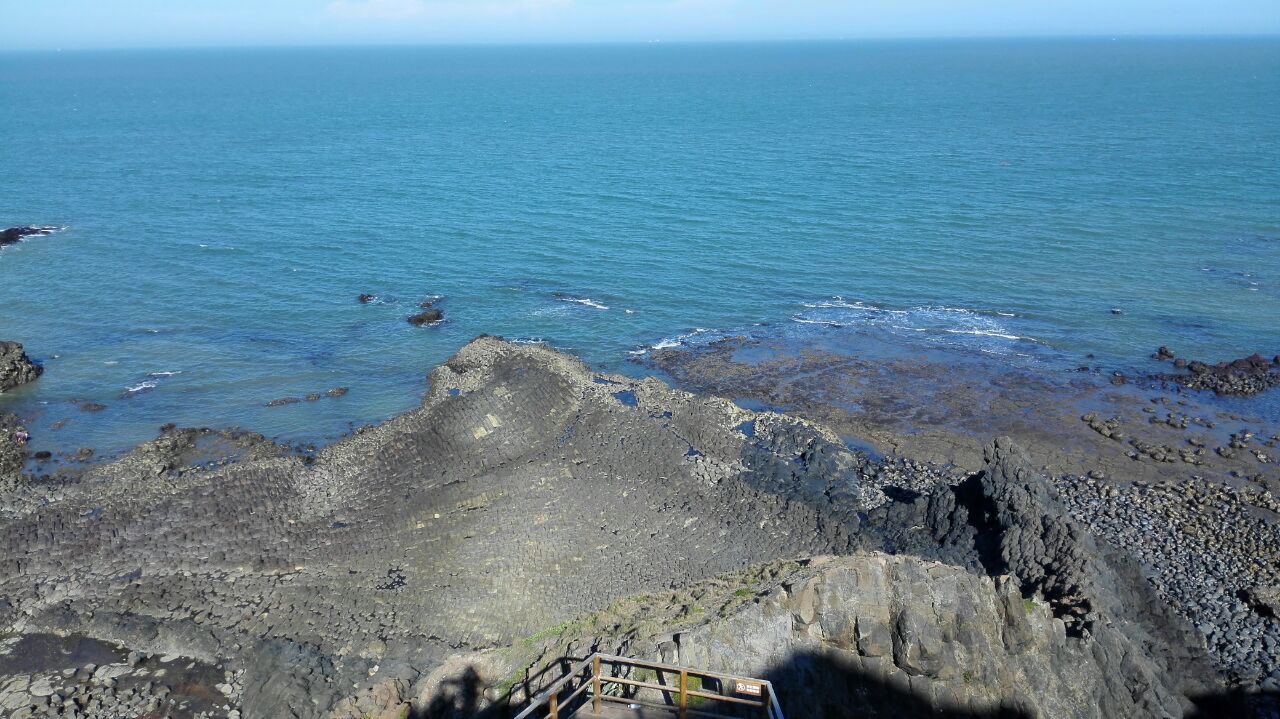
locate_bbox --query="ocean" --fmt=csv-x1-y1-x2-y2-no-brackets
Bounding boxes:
1,39,1278,456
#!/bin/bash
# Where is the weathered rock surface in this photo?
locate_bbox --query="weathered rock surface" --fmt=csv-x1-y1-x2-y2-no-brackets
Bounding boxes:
0,339,1252,717
0,414,30,493
0,338,882,717
0,342,42,392
678,554,1180,718
406,550,1211,719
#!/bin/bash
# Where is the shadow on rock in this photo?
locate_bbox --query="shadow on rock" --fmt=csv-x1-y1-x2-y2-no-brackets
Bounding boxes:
760,649,1033,719
422,667,487,718
1186,689,1280,719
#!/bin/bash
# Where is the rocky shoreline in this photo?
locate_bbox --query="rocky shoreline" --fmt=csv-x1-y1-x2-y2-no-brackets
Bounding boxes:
1151,346,1280,396
1,338,1278,718
0,342,42,393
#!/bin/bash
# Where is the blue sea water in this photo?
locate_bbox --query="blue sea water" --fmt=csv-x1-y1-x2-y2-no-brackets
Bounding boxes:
1,39,1278,456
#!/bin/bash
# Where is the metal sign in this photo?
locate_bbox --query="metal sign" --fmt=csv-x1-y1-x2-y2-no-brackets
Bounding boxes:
734,680,763,696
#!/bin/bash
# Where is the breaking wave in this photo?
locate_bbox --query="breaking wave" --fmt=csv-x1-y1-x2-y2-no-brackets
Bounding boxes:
791,296,1036,353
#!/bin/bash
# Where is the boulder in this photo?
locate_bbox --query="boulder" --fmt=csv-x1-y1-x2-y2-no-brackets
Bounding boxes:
407,309,443,327
0,341,42,392
1242,586,1280,618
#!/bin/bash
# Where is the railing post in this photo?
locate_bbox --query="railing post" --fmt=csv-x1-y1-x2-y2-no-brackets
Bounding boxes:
592,655,602,715
549,692,558,719
678,669,688,719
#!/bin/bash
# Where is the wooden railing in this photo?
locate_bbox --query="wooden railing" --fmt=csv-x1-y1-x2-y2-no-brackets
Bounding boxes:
513,653,784,719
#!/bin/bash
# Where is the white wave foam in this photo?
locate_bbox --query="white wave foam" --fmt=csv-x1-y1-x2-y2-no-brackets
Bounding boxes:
557,297,609,310
942,328,1025,340
793,296,1035,348
632,328,716,355
124,380,158,394
147,371,182,377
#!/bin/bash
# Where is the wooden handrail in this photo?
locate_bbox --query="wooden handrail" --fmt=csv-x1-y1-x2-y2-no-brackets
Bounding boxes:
511,655,595,719
512,652,784,719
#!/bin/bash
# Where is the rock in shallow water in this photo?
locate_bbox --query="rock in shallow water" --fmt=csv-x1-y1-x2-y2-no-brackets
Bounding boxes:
0,226,60,248
406,308,443,326
0,342,42,393
1153,347,1280,396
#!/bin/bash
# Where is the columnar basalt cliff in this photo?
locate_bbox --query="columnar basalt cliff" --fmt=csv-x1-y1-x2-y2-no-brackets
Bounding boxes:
0,338,1266,718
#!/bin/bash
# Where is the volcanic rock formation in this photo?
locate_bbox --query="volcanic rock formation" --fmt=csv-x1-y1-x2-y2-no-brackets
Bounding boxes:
0,342,41,393
0,338,1254,718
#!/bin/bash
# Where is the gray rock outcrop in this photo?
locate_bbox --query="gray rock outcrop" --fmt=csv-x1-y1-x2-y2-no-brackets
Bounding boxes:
0,338,1244,718
0,338,881,718
0,342,41,392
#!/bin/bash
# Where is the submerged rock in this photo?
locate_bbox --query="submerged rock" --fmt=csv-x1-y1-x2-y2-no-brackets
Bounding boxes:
407,308,443,326
265,397,301,407
0,341,42,392
0,226,60,248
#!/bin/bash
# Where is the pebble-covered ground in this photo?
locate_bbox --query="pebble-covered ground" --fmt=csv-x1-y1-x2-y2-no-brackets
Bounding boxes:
1053,475,1280,689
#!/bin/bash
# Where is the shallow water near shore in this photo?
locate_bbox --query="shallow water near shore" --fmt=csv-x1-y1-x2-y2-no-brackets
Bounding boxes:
1,39,1278,456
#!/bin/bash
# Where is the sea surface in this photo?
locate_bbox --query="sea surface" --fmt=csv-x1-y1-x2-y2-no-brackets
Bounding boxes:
2,39,1278,456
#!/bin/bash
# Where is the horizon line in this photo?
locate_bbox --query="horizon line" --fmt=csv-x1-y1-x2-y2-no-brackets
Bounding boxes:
3,31,1279,55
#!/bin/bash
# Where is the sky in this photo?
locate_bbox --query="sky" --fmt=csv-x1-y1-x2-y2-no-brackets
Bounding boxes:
3,0,1279,51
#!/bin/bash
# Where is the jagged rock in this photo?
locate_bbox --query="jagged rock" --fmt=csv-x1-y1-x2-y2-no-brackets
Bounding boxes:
0,413,30,492
452,551,1201,719
407,308,443,326
0,226,59,248
1158,350,1280,396
0,342,42,392
1242,586,1280,618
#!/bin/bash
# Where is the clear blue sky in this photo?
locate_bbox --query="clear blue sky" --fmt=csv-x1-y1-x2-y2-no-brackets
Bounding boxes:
5,0,1279,51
